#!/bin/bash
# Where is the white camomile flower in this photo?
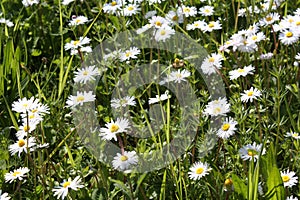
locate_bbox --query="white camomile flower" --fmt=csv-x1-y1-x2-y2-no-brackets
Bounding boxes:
66,91,96,107
180,5,197,17
217,117,238,139
154,25,175,42
285,132,300,139
112,151,138,171
111,96,136,108
199,5,214,16
286,195,298,200
102,1,122,14
69,16,89,26
9,136,36,157
120,47,141,61
188,161,212,180
280,170,298,188
279,29,300,45
99,118,130,141
241,87,261,103
229,65,255,80
22,0,39,7
203,97,230,117
52,176,84,200
74,65,100,84
239,142,265,162
64,37,91,51
148,91,171,105
12,97,38,114
122,4,141,16
62,0,75,6
162,69,191,84
5,167,30,183
0,192,10,200
203,20,222,32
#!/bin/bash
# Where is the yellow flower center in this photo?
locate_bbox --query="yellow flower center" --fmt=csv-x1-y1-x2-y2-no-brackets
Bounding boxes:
195,167,204,174
214,107,221,114
31,109,38,113
183,8,190,13
111,1,117,6
296,21,300,26
247,149,257,156
281,175,290,182
208,22,215,28
13,171,21,177
208,57,215,62
247,91,254,96
120,155,128,161
83,71,88,76
155,21,162,27
23,125,30,132
127,6,134,11
251,35,258,41
288,18,294,23
266,16,273,22
172,15,178,21
125,52,131,57
292,133,299,137
18,139,26,147
73,40,80,46
63,181,71,188
75,19,81,23
204,9,210,13
222,123,230,131
194,23,199,27
110,124,119,133
160,30,166,35
23,103,28,108
237,68,245,73
224,178,233,186
29,114,35,119
285,32,293,38
76,96,85,102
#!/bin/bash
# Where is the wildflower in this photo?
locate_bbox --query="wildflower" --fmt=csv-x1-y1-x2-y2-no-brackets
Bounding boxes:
217,117,238,139
112,151,138,171
120,47,140,61
148,91,170,105
165,10,184,25
0,18,14,27
66,91,96,107
5,167,30,183
241,87,261,103
199,6,214,16
223,178,234,191
259,12,280,26
102,1,122,14
203,20,222,32
286,195,298,200
22,0,39,7
188,162,212,180
186,20,206,31
280,170,298,188
296,53,300,60
148,0,166,5
99,118,130,141
16,123,37,138
285,132,300,139
149,16,169,29
154,25,175,42
64,37,91,52
239,142,265,162
0,192,10,200
201,53,224,75
163,69,191,83
136,24,153,34
74,65,99,84
123,4,140,16
69,16,89,26
9,136,36,157
279,29,300,45
111,96,136,108
179,5,197,17
260,52,273,60
12,97,38,114
203,97,230,117
229,65,255,80
62,0,74,5
52,176,84,200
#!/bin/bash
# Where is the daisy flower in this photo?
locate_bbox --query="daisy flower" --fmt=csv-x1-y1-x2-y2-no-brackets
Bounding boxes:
74,65,99,84
149,16,169,29
154,25,175,42
186,20,206,31
112,151,138,171
5,167,30,183
22,0,39,7
64,37,91,51
148,91,170,105
217,117,238,139
0,192,10,200
111,96,136,108
259,12,280,26
136,23,153,34
229,65,255,80
148,0,166,5
9,136,36,157
99,118,130,141
0,18,14,27
203,20,222,32
68,16,89,26
201,53,224,75
102,1,122,14
12,97,38,114
279,29,300,45
296,53,300,60
165,10,184,25
180,5,197,17
241,87,262,103
123,4,140,16
120,47,140,61
16,122,37,138
66,91,96,107
285,132,300,139
260,52,273,60
52,176,84,200
239,142,265,162
280,170,298,188
203,97,230,117
199,6,214,16
163,69,191,83
188,161,212,180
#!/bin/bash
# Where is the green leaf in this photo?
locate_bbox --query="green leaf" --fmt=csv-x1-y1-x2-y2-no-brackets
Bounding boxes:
31,49,42,56
232,173,247,199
